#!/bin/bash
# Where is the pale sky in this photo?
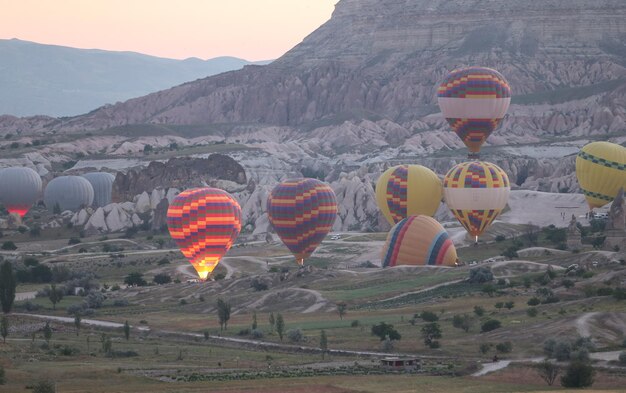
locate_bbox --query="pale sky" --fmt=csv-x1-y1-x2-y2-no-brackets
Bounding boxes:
0,0,337,61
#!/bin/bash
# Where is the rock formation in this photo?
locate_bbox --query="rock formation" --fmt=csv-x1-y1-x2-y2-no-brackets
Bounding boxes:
605,188,626,251
111,155,246,202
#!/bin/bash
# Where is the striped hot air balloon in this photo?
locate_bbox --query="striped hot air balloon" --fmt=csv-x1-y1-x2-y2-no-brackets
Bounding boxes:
438,67,511,158
575,141,626,210
167,188,241,280
443,161,510,243
267,178,338,266
381,215,457,267
376,165,442,225
0,167,42,217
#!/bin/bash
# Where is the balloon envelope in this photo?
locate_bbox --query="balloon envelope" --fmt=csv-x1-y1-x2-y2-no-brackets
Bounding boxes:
443,161,510,239
267,178,338,265
376,165,442,225
81,172,115,208
167,188,241,280
382,215,457,267
44,176,94,213
0,167,42,217
438,67,511,155
575,141,626,210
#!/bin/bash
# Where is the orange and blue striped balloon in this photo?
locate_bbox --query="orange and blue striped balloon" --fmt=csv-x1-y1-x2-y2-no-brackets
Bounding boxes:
382,215,457,267
267,178,338,265
167,188,241,280
438,67,511,156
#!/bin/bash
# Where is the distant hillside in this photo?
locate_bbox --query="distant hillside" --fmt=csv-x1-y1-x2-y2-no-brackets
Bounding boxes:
0,38,271,117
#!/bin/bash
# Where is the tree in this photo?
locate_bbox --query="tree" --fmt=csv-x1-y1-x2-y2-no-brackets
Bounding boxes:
496,341,513,353
473,306,485,317
43,321,52,344
252,312,257,330
421,322,442,348
371,322,401,341
320,330,328,359
74,314,81,336
216,298,231,331
48,284,64,310
153,273,171,285
337,302,347,320
0,262,16,313
1,242,16,251
504,301,515,310
275,313,285,341
101,333,112,355
123,320,130,341
452,314,473,333
494,302,504,311
536,360,560,386
268,312,275,333
1,316,8,343
479,342,493,355
561,361,594,388
481,319,502,333
502,246,518,259
124,272,147,286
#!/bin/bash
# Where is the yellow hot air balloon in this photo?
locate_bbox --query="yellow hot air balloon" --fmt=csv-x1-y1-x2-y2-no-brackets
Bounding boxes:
381,215,458,267
443,161,510,243
575,141,626,210
376,165,442,225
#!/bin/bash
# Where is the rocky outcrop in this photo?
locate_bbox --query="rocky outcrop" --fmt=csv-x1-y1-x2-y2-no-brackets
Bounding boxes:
111,155,246,202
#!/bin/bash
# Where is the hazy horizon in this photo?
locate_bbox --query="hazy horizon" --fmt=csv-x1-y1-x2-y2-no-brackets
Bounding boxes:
0,0,337,61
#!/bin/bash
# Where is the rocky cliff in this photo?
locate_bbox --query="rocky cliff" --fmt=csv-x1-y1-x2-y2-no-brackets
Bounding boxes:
111,155,246,202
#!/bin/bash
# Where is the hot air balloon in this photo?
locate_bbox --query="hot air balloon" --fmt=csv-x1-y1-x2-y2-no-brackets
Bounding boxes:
167,188,241,280
382,215,458,267
0,167,42,217
376,165,442,225
575,141,626,210
443,161,510,243
438,67,511,158
81,172,115,208
267,178,338,266
44,176,94,213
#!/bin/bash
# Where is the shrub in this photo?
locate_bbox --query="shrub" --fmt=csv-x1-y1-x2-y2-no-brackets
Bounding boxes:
1,241,17,251
238,328,250,336
561,361,594,388
124,272,147,286
419,311,439,322
495,235,506,242
33,380,56,393
0,365,4,385
468,267,494,283
473,306,485,317
351,320,360,327
452,314,472,332
113,300,129,307
68,237,81,245
481,319,502,333
526,308,538,317
153,273,172,285
614,288,626,300
496,341,513,353
251,329,264,339
85,291,105,308
157,258,170,265
527,297,540,306
618,352,626,365
562,279,575,289
287,328,305,343
251,278,269,291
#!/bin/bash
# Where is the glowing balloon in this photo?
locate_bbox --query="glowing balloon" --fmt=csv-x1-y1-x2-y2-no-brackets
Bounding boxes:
382,215,458,267
575,141,626,210
0,167,42,217
443,161,510,242
267,178,338,265
438,67,511,157
376,165,442,225
167,188,241,280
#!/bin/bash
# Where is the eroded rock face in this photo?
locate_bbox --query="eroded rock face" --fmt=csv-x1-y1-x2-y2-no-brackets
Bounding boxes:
111,156,246,202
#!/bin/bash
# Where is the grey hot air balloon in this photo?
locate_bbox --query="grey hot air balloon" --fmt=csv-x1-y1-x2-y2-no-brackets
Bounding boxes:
44,176,94,213
0,167,42,217
81,172,115,208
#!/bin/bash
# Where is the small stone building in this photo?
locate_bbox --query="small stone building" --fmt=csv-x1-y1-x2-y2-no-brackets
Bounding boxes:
380,357,420,371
